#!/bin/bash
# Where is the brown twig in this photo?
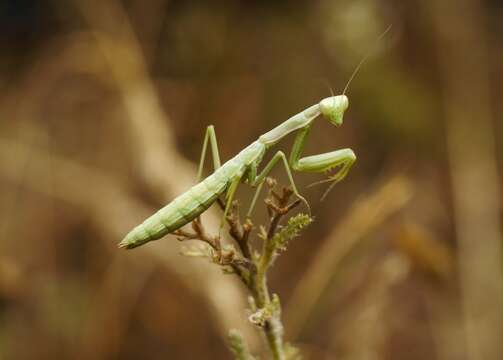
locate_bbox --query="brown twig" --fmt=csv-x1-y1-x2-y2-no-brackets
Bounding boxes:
227,201,254,260
174,177,304,360
250,180,302,360
174,215,253,286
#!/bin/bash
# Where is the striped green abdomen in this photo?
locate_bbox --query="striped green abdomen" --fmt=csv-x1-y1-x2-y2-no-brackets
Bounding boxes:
119,141,265,249
120,161,239,249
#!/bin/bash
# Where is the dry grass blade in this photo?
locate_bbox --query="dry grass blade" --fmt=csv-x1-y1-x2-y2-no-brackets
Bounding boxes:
74,0,259,345
285,175,413,338
430,1,503,358
0,137,254,344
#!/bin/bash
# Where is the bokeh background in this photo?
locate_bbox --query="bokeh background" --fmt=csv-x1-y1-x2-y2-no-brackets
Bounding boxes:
1,0,502,359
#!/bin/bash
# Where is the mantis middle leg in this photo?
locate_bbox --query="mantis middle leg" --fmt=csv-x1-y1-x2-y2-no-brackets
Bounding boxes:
246,151,310,217
196,125,234,229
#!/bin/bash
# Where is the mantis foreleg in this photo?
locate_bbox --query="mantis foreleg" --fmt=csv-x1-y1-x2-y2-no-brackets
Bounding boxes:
246,151,310,217
289,125,356,200
197,125,222,182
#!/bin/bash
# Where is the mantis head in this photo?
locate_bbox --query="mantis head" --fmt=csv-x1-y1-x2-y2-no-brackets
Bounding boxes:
319,95,349,126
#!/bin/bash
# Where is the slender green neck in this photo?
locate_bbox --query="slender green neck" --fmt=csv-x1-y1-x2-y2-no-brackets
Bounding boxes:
258,103,320,147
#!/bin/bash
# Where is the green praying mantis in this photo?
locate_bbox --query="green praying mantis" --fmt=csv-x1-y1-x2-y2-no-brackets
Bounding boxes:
119,25,393,250
119,94,356,249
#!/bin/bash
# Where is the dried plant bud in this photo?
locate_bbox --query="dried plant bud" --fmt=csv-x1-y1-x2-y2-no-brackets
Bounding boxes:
219,244,237,265
258,225,268,240
248,296,257,312
266,177,277,189
282,186,293,201
222,266,235,275
284,343,302,360
243,219,253,231
248,307,270,327
271,293,282,315
228,329,256,360
180,243,214,258
248,296,282,328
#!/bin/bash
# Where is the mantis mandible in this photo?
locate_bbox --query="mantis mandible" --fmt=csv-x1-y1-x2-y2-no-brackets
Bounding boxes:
119,95,356,249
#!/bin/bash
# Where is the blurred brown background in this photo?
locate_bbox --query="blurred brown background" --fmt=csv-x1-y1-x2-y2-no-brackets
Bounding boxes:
1,0,502,359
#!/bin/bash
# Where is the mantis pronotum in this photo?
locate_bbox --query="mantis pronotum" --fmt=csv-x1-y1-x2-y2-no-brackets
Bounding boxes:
119,95,356,249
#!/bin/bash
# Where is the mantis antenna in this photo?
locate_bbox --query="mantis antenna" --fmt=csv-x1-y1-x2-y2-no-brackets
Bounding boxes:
311,25,393,200
317,78,335,98
342,24,393,95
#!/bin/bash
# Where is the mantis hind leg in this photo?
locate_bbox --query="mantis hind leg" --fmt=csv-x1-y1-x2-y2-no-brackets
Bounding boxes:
247,151,310,218
196,126,244,233
197,125,222,182
196,125,229,229
288,125,356,200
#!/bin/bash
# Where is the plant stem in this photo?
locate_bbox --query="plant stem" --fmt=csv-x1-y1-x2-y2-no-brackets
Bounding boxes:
248,195,296,360
181,183,301,360
253,271,285,360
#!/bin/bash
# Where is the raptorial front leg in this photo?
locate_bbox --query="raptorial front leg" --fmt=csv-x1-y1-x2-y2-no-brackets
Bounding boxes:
297,148,356,200
197,125,222,182
289,125,356,200
246,151,310,217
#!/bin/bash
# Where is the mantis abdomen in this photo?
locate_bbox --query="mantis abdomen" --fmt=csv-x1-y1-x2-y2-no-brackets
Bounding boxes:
120,154,250,249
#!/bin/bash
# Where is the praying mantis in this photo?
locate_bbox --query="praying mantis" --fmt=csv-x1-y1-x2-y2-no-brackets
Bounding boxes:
119,95,356,249
119,23,394,250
